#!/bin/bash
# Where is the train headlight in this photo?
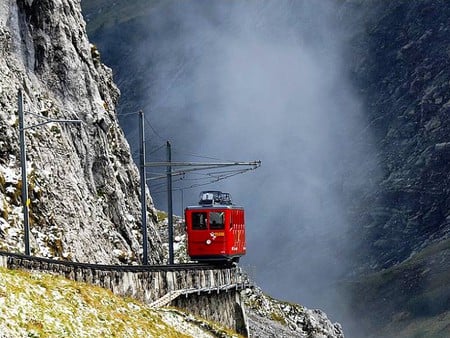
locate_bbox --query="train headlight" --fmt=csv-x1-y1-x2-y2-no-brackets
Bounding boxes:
205,239,212,245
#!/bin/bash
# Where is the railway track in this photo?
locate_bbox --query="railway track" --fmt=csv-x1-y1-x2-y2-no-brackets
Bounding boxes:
0,250,233,272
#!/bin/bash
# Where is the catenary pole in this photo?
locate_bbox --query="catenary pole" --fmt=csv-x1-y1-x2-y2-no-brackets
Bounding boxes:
18,89,30,256
18,89,82,256
139,111,149,265
166,141,174,264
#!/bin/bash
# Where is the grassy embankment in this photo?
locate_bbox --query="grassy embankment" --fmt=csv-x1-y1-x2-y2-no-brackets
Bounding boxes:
348,237,450,337
0,267,241,338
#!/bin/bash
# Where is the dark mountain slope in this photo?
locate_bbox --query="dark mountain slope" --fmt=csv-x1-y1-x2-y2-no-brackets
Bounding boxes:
343,0,450,336
349,0,450,270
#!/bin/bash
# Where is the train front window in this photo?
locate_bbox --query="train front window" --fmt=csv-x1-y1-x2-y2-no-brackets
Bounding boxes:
192,212,207,230
209,212,224,229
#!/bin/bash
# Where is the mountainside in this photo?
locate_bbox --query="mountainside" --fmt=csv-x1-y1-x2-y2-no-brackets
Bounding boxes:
0,0,163,264
341,0,450,336
347,0,450,273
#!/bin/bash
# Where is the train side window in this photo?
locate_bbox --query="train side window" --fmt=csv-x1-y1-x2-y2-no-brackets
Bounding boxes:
209,212,224,229
192,212,207,230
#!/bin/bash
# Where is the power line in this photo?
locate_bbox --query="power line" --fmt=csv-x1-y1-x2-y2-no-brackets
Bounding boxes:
148,142,167,155
117,111,140,117
149,166,256,194
144,145,260,193
172,149,231,162
144,115,166,142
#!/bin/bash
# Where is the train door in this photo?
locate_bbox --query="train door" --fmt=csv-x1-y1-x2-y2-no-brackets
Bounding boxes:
208,210,227,255
230,209,246,255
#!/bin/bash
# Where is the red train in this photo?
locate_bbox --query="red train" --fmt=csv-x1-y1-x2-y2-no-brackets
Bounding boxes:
185,191,246,264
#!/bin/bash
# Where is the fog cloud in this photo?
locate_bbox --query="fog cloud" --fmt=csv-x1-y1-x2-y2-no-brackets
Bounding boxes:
126,0,377,331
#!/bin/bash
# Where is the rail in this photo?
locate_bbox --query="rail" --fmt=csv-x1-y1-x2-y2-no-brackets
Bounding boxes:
0,251,223,271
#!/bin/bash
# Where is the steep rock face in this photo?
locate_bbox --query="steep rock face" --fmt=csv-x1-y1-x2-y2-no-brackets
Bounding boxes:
347,0,450,270
341,0,450,336
0,0,163,264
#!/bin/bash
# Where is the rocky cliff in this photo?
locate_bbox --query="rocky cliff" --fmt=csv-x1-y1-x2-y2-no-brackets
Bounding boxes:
346,0,450,272
0,0,163,264
341,0,450,336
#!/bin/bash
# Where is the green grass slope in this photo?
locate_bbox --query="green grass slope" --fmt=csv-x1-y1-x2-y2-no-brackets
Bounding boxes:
0,267,240,338
346,238,450,337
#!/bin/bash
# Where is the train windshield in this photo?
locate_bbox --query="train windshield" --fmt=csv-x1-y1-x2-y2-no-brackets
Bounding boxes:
209,212,224,229
192,212,207,230
191,211,224,230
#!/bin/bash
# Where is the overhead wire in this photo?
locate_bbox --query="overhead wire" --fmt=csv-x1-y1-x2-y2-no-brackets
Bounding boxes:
118,109,247,165
116,113,260,197
148,142,167,156
149,166,254,194
116,110,166,153
172,147,237,163
144,115,166,142
117,110,141,117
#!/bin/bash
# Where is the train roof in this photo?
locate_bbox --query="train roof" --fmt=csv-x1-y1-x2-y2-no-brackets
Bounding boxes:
185,190,243,210
198,190,232,205
185,204,243,210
